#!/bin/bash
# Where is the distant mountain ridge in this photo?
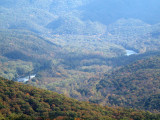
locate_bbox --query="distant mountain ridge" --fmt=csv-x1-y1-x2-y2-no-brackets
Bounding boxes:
1,0,160,54
1,0,160,35
81,0,160,25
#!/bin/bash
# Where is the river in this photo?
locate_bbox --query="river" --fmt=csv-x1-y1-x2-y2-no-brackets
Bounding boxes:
125,49,137,56
17,74,36,82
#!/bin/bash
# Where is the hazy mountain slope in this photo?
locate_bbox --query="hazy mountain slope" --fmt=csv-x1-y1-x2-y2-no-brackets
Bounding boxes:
81,0,160,25
1,0,160,35
0,29,58,57
0,6,56,33
46,15,106,35
0,29,59,80
1,77,160,120
46,18,160,55
1,0,160,53
102,19,160,52
0,0,89,32
0,0,160,115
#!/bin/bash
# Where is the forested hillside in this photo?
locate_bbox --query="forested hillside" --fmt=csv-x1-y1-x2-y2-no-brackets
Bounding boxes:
0,77,160,120
91,56,160,112
0,29,125,96
0,29,59,80
0,0,160,118
0,29,160,113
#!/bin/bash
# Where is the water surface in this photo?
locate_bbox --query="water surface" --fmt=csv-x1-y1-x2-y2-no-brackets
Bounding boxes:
17,74,36,82
126,50,137,56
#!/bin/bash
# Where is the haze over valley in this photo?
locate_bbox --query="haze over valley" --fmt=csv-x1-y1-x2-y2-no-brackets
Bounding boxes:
0,0,160,119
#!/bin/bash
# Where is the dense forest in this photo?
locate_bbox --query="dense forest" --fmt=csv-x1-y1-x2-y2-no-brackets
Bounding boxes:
1,29,159,113
0,0,160,119
91,56,160,111
0,77,160,120
0,29,60,80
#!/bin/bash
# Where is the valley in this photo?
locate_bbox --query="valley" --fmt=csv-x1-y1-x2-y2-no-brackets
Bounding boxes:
0,0,160,119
